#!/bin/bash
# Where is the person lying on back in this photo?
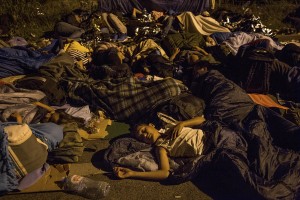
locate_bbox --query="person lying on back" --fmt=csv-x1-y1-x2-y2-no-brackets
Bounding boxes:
113,116,206,180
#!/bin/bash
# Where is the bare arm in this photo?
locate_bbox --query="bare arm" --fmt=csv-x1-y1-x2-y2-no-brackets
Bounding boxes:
168,115,206,139
10,112,23,124
32,101,55,113
169,48,180,62
132,8,142,18
192,46,208,55
179,115,206,127
113,146,170,181
33,102,59,123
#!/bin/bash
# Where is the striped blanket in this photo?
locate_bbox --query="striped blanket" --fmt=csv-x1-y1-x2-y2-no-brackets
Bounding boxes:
67,77,185,121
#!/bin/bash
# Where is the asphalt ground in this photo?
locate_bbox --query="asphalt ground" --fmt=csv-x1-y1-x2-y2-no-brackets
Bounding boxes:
1,139,213,200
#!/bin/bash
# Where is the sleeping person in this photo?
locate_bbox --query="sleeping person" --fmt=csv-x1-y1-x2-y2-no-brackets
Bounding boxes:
176,11,231,36
206,31,283,56
109,100,300,200
113,115,206,180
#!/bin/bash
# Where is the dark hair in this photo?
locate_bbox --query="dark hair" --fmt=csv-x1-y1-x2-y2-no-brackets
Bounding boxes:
275,43,300,67
92,50,107,65
130,123,140,135
130,123,148,137
92,47,121,66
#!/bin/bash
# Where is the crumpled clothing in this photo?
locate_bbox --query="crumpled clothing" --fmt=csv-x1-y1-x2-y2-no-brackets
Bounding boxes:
0,84,46,124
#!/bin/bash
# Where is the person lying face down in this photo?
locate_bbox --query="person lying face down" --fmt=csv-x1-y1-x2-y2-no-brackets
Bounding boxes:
113,116,205,181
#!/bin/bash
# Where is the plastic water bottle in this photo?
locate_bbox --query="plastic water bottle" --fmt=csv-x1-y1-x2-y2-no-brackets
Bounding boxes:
63,175,111,199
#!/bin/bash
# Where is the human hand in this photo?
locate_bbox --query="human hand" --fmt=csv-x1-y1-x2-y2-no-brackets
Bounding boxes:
167,122,184,140
174,48,180,54
113,167,133,179
10,112,22,124
193,46,208,55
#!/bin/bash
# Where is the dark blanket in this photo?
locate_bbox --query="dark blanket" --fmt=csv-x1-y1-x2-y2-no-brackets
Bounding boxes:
0,46,54,78
98,0,211,15
104,107,300,199
190,70,255,125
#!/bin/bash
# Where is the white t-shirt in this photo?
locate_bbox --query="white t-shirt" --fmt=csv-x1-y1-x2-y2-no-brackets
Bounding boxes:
155,127,205,157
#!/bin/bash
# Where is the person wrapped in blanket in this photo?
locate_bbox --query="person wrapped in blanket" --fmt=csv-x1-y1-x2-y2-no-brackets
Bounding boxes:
90,39,174,78
113,115,205,180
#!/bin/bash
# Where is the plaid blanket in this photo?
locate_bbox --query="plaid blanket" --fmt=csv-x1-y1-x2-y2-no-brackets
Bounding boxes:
67,77,184,121
106,77,183,121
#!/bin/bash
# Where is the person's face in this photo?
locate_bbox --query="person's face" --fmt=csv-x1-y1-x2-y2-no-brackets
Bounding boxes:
151,11,164,21
135,124,160,144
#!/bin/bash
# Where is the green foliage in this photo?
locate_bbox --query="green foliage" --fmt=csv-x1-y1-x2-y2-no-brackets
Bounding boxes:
0,0,98,39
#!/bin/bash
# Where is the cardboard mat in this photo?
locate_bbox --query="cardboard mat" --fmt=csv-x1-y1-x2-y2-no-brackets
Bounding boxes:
105,121,130,139
9,162,103,194
8,120,128,194
78,119,130,140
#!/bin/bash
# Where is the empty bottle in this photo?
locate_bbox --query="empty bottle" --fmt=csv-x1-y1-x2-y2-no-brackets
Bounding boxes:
63,175,111,199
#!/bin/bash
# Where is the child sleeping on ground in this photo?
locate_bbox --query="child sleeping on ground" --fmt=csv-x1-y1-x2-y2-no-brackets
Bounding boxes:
113,115,205,181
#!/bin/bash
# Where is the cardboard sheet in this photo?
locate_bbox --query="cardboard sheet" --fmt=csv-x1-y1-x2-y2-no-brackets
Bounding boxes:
9,162,103,194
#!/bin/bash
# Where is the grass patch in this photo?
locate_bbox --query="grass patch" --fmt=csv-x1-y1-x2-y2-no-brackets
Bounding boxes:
0,0,98,39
